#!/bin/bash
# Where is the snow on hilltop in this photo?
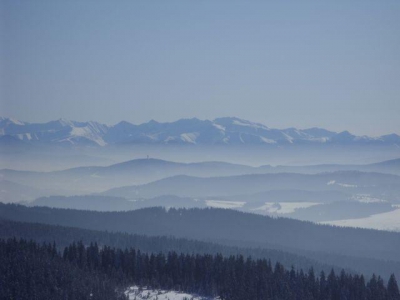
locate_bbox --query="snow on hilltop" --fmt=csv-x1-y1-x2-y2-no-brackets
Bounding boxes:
0,116,399,147
125,286,218,300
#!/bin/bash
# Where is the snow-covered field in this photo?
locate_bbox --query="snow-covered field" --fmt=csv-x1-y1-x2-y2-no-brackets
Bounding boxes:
205,200,320,214
253,202,320,214
125,286,217,300
327,180,357,188
205,200,245,209
351,194,387,203
321,208,400,232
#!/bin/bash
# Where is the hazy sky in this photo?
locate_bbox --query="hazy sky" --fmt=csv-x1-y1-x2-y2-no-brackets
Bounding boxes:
1,0,399,136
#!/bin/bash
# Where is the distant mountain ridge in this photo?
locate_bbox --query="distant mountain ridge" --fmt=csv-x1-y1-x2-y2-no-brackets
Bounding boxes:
1,157,399,202
102,170,400,199
1,116,399,147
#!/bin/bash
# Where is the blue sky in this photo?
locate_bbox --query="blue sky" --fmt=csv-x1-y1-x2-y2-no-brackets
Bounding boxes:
1,0,399,136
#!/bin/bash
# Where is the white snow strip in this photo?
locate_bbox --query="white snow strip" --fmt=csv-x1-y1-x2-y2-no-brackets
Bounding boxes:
16,133,32,141
321,208,400,232
205,200,245,209
90,173,102,178
164,136,177,142
337,183,357,188
232,120,269,130
70,126,107,146
254,202,321,214
282,133,294,143
327,180,357,188
351,194,387,203
126,286,217,300
260,136,277,144
212,123,225,131
9,118,25,125
180,132,199,144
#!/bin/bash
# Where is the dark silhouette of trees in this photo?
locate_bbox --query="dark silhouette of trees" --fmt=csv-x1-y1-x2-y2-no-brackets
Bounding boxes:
2,238,399,300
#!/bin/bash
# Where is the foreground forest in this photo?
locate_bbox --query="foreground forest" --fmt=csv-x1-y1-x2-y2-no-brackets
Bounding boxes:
2,204,400,280
2,238,400,300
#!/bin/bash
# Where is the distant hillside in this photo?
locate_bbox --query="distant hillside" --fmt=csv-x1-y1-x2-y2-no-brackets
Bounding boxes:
29,195,207,211
0,159,258,194
1,218,399,281
1,204,399,265
30,195,136,211
102,171,400,199
0,179,43,203
0,219,342,277
263,158,400,176
2,157,400,198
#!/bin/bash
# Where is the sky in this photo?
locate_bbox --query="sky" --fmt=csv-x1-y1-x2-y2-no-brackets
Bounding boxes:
1,0,399,136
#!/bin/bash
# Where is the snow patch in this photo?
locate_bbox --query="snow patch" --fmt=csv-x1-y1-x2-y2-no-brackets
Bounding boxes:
232,120,269,130
222,137,230,144
180,133,199,144
126,286,217,300
254,202,321,214
327,180,357,188
16,133,33,141
260,136,277,144
90,173,102,178
337,183,357,188
212,123,225,131
7,118,25,125
70,126,107,146
321,208,400,232
351,194,387,203
205,200,245,209
282,133,294,143
58,118,75,127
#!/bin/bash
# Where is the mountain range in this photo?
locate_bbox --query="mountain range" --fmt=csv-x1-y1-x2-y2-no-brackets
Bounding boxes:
1,116,399,147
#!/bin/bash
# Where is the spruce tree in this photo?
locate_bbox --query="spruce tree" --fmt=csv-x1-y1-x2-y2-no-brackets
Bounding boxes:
388,274,400,300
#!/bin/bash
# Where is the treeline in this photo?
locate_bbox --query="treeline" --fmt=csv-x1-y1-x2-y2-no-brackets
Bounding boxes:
2,204,399,264
2,205,400,281
0,239,127,300
0,219,345,277
2,238,400,300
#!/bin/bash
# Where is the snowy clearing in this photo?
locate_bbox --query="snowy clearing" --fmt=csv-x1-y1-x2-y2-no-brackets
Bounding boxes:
125,286,217,300
205,200,245,209
337,183,357,188
326,180,357,188
351,194,387,203
321,208,400,232
253,202,321,214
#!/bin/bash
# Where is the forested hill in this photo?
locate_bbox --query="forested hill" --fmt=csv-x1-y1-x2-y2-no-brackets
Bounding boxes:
1,204,399,263
2,238,400,300
0,239,127,300
0,219,341,276
3,219,400,282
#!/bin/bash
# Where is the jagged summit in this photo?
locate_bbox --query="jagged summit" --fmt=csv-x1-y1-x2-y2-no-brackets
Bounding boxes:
0,116,399,147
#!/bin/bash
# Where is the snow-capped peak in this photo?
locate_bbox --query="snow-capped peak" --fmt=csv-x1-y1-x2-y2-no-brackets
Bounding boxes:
0,117,25,126
0,116,398,147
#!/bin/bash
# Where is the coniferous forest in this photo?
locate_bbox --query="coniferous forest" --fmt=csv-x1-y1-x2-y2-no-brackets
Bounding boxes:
1,238,400,300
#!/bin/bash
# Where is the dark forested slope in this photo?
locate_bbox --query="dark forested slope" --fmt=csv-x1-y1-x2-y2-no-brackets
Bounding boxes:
2,238,400,300
0,239,126,300
1,204,399,263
